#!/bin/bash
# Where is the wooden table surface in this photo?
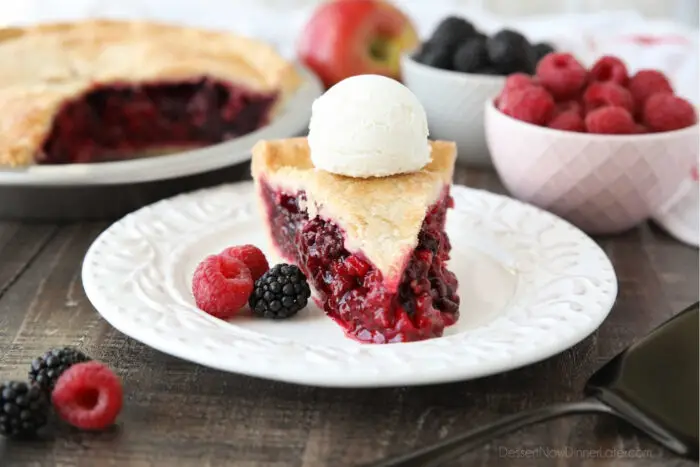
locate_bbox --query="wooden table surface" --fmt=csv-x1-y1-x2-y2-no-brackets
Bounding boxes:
0,164,697,467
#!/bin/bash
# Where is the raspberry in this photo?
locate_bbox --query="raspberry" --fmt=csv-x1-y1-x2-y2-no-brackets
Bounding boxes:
504,73,537,92
536,52,587,100
643,93,697,132
585,106,636,134
220,245,269,281
499,85,555,125
555,100,583,117
344,255,370,277
548,111,585,132
497,73,539,109
582,82,634,114
634,124,649,134
497,73,539,108
51,361,123,431
628,70,673,109
192,254,253,319
589,56,629,86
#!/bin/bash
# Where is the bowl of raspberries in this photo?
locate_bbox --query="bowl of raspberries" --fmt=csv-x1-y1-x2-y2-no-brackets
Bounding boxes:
485,52,699,234
401,15,555,167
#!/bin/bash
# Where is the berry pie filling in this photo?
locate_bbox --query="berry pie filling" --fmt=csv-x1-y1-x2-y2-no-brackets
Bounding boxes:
38,77,277,164
259,179,460,344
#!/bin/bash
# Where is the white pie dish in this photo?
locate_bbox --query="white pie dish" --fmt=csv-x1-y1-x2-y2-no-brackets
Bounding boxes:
81,180,618,388
0,63,322,187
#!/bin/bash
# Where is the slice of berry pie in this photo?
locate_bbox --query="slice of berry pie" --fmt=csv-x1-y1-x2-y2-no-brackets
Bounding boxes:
0,20,301,166
251,137,460,344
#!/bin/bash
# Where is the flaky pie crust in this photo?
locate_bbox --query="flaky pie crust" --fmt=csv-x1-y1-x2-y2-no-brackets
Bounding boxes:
0,19,302,167
251,137,456,283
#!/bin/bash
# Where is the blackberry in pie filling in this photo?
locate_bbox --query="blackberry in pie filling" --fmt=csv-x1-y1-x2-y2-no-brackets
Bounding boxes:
38,78,278,164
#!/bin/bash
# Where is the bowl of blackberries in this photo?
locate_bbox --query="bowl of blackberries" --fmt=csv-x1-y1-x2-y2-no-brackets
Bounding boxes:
401,15,555,166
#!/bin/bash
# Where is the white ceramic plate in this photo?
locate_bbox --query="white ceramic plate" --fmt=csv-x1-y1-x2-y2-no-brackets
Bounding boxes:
82,182,618,387
0,64,323,187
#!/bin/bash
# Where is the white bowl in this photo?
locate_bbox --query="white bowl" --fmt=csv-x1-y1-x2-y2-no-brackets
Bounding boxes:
401,53,505,167
484,100,699,234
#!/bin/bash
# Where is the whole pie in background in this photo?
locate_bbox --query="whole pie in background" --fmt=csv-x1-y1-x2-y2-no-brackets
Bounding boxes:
0,20,301,167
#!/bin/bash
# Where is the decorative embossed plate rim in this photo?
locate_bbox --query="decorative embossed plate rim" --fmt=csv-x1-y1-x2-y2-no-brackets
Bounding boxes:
82,182,618,387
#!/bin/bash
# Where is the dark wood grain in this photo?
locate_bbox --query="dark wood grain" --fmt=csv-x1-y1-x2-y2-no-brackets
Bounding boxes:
0,166,697,467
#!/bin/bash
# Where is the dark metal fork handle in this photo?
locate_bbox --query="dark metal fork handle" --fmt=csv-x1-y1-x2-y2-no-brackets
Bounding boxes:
368,398,615,467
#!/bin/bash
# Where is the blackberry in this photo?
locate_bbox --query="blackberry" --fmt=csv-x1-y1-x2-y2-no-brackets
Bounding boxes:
415,42,453,70
453,36,490,73
486,29,536,74
412,42,431,62
429,16,477,53
532,42,556,63
0,381,49,438
29,347,91,392
249,264,311,319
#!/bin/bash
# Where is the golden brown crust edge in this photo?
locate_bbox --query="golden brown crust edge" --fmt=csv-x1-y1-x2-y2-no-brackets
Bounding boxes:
251,137,456,184
251,137,457,282
0,19,302,167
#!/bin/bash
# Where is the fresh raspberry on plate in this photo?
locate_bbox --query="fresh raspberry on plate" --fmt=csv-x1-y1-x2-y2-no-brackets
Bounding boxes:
589,55,629,86
51,361,123,431
585,106,636,134
583,82,634,114
643,93,697,132
192,254,253,319
628,70,673,109
535,52,587,100
220,245,269,281
499,85,555,125
548,111,585,132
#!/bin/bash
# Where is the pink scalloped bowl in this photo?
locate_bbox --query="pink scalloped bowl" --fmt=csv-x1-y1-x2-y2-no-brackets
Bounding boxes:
484,100,699,234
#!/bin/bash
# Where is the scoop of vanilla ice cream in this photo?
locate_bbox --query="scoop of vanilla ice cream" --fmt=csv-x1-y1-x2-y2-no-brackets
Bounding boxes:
307,74,431,178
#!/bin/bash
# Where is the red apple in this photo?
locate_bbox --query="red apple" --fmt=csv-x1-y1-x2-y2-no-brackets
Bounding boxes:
297,0,419,89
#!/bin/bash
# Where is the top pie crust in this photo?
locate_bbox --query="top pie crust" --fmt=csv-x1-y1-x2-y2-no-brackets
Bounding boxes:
251,137,456,282
0,20,302,167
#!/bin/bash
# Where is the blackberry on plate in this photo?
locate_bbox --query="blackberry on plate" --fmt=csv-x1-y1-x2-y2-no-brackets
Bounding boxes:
532,42,556,63
29,346,91,392
428,16,477,53
453,36,490,73
415,42,453,70
486,29,536,74
0,381,49,438
249,264,311,319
